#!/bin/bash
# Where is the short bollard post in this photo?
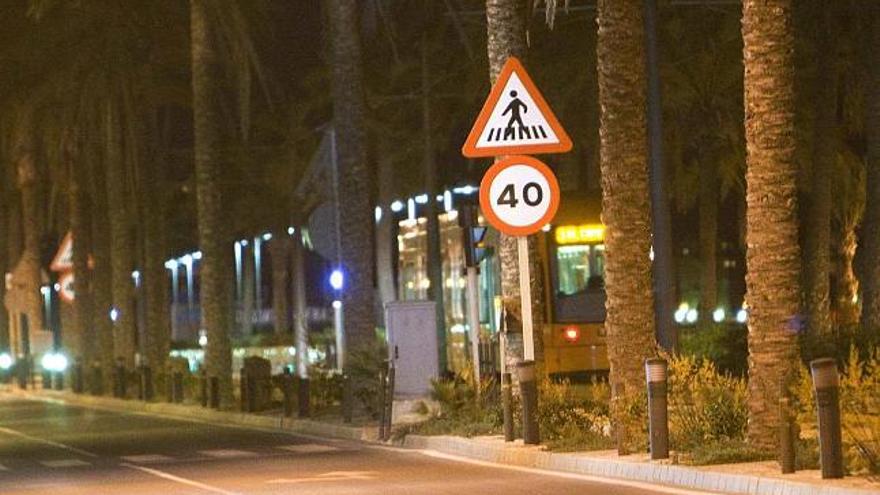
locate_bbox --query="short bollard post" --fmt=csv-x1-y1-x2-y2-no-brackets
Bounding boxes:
501,372,515,442
172,372,184,403
779,396,796,474
298,376,310,418
645,358,669,460
200,371,208,407
115,363,126,398
142,366,153,401
378,367,388,440
53,371,64,391
342,372,353,424
810,358,844,479
239,369,249,412
73,363,83,393
209,376,220,409
42,369,52,390
282,370,293,417
517,360,540,445
91,364,103,396
383,365,395,440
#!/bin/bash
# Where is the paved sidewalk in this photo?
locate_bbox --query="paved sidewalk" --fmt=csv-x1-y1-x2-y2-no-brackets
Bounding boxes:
8,388,878,495
402,435,880,495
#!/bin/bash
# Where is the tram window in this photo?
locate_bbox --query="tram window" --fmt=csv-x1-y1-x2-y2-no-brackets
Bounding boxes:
557,245,591,295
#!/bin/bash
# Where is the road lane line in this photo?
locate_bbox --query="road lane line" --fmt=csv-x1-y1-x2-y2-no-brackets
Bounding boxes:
120,454,175,464
198,449,259,459
419,450,717,495
278,443,340,454
120,463,242,495
0,426,99,458
40,459,91,468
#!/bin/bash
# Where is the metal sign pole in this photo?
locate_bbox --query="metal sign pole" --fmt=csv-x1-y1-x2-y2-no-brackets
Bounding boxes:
517,236,534,361
466,266,482,385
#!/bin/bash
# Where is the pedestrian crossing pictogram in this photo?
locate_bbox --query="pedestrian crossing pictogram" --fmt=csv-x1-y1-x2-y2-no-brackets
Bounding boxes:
462,57,572,158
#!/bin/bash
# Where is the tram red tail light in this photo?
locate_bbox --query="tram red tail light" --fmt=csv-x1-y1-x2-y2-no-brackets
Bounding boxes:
562,326,580,343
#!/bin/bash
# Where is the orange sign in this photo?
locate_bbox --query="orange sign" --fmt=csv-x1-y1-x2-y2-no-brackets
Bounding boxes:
58,271,75,303
479,155,560,236
462,57,572,158
50,231,74,273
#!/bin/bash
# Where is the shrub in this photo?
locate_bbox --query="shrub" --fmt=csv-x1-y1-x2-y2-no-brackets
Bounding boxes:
667,354,749,452
539,379,614,452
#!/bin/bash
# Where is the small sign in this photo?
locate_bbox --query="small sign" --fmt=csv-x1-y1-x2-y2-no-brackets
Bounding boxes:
50,231,74,273
479,155,560,236
58,271,75,303
462,57,572,158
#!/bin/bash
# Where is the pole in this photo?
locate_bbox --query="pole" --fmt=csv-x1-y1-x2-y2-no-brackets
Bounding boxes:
645,358,669,460
516,236,534,361
466,266,482,386
810,358,844,479
333,301,345,370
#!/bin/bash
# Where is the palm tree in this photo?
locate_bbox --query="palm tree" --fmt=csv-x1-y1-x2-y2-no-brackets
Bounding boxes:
67,134,94,373
270,231,291,338
485,0,546,377
741,0,801,450
90,155,116,393
190,0,235,407
103,102,138,382
327,0,376,360
802,4,837,342
860,3,880,337
596,0,657,452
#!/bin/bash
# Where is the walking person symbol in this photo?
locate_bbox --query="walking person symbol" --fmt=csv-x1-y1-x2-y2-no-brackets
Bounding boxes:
502,90,529,140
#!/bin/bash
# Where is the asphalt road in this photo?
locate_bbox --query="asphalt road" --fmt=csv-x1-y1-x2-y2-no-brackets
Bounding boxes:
0,395,716,495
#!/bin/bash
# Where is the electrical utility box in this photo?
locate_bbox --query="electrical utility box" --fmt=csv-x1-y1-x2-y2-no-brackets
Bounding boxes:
385,301,439,399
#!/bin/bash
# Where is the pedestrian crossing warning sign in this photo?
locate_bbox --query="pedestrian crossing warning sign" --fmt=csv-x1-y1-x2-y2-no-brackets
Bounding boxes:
50,231,74,273
462,57,572,158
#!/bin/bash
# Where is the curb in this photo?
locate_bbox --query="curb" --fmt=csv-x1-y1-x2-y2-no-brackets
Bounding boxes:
402,435,879,495
6,389,378,443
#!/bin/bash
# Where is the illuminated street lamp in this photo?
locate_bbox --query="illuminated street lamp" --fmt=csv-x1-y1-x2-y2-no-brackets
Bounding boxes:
329,269,345,370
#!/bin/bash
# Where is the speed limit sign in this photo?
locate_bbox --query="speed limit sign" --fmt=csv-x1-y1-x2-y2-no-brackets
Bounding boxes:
479,155,560,236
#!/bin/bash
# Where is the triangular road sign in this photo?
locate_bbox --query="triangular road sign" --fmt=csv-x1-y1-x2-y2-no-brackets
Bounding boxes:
50,231,74,273
462,57,572,158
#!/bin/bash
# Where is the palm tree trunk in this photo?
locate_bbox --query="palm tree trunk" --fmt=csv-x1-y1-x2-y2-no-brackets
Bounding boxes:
741,0,801,450
859,3,880,336
91,157,115,392
270,232,291,337
69,140,93,368
328,0,376,359
485,0,546,378
375,140,397,313
292,228,309,378
0,180,9,352
597,0,657,453
802,6,835,342
191,0,234,408
139,131,170,376
104,103,137,374
699,159,718,328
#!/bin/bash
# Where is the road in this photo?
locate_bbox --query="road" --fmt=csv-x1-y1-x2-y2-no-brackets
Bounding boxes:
0,395,715,494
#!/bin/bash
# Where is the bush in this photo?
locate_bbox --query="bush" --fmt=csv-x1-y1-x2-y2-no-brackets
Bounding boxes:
683,440,774,466
679,324,749,377
539,379,614,452
668,355,749,452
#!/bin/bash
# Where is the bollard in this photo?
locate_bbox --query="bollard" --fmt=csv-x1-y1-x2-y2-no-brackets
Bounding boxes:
810,358,844,479
645,358,669,460
141,366,153,401
172,372,184,403
501,372,515,442
298,376,310,418
239,369,249,412
378,367,388,441
343,373,354,423
53,371,64,391
282,370,294,417
73,363,83,393
383,365,395,440
779,396,796,474
517,360,540,445
200,371,208,407
91,365,103,395
115,364,126,398
209,376,220,409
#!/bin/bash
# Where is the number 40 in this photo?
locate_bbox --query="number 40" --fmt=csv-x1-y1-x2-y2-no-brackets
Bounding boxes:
497,182,543,208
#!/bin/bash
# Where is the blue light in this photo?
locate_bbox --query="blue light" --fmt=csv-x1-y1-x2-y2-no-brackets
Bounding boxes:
329,270,344,291
262,233,272,241
192,251,203,260
110,307,120,322
287,227,295,235
390,200,404,213
165,259,178,270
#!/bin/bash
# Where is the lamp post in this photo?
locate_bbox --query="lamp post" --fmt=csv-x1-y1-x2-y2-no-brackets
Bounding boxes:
330,269,345,371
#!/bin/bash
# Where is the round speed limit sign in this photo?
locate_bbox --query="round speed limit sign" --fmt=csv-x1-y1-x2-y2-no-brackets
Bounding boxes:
479,155,560,236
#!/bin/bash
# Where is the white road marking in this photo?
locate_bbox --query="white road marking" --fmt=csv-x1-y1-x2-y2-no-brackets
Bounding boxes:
121,463,242,495
0,426,99,458
120,454,175,464
266,470,378,484
278,443,340,454
0,463,9,471
198,449,258,459
40,459,91,468
419,450,717,495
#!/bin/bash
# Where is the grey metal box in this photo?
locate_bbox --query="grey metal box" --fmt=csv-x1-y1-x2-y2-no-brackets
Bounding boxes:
385,301,439,399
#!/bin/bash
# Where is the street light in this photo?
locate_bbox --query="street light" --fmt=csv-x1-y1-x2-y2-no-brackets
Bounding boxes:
0,353,13,371
329,270,345,371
